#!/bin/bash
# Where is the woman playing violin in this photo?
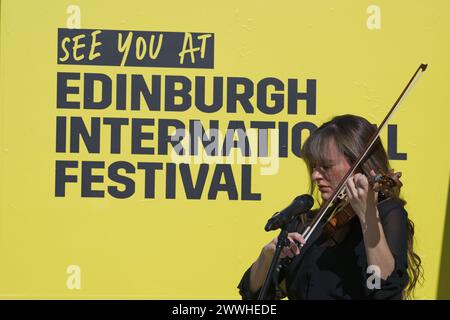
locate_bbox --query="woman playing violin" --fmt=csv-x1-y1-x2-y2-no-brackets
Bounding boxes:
238,114,422,300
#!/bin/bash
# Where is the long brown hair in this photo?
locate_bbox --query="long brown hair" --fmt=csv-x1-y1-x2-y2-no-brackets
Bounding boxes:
301,114,423,299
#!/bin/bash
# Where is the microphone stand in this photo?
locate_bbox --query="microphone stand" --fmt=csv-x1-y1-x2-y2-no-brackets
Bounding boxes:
257,194,313,300
257,228,290,300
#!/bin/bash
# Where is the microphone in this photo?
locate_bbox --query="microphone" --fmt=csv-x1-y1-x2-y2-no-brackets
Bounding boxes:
264,195,314,231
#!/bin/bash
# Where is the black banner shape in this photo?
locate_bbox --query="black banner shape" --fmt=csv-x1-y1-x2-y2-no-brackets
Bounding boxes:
57,28,214,69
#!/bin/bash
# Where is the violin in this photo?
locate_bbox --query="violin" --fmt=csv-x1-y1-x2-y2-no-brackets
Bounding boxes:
299,64,427,248
322,170,403,243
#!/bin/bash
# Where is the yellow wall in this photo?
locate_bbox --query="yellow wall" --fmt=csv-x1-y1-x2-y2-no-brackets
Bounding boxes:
0,0,449,299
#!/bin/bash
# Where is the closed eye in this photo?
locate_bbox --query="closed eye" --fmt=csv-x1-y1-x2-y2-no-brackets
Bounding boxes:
321,164,334,170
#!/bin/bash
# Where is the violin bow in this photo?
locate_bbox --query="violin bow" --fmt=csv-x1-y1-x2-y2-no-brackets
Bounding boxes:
300,64,428,245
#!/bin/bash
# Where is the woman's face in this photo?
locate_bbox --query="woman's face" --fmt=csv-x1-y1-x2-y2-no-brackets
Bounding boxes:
311,139,351,201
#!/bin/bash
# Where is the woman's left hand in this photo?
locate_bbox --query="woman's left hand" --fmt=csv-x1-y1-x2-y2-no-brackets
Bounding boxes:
345,170,378,224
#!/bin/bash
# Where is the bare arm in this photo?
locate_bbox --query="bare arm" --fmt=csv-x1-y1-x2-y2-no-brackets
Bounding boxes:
346,172,395,280
359,207,395,280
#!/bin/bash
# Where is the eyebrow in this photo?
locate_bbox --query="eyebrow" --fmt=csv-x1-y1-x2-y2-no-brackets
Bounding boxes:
319,159,336,165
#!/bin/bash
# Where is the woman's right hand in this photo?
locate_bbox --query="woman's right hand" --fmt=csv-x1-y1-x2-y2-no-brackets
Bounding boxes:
263,232,305,259
249,232,306,294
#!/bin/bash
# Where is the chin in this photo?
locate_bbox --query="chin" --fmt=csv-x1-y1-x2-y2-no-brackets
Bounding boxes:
320,192,330,201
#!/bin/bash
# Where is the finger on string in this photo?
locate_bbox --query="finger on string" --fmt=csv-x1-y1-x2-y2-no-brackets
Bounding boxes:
346,178,357,199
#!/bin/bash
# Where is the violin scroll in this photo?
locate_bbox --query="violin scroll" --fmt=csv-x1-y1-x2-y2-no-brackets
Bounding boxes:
370,169,403,199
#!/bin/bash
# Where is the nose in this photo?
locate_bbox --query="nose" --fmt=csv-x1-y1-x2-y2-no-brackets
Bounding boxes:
311,168,323,182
